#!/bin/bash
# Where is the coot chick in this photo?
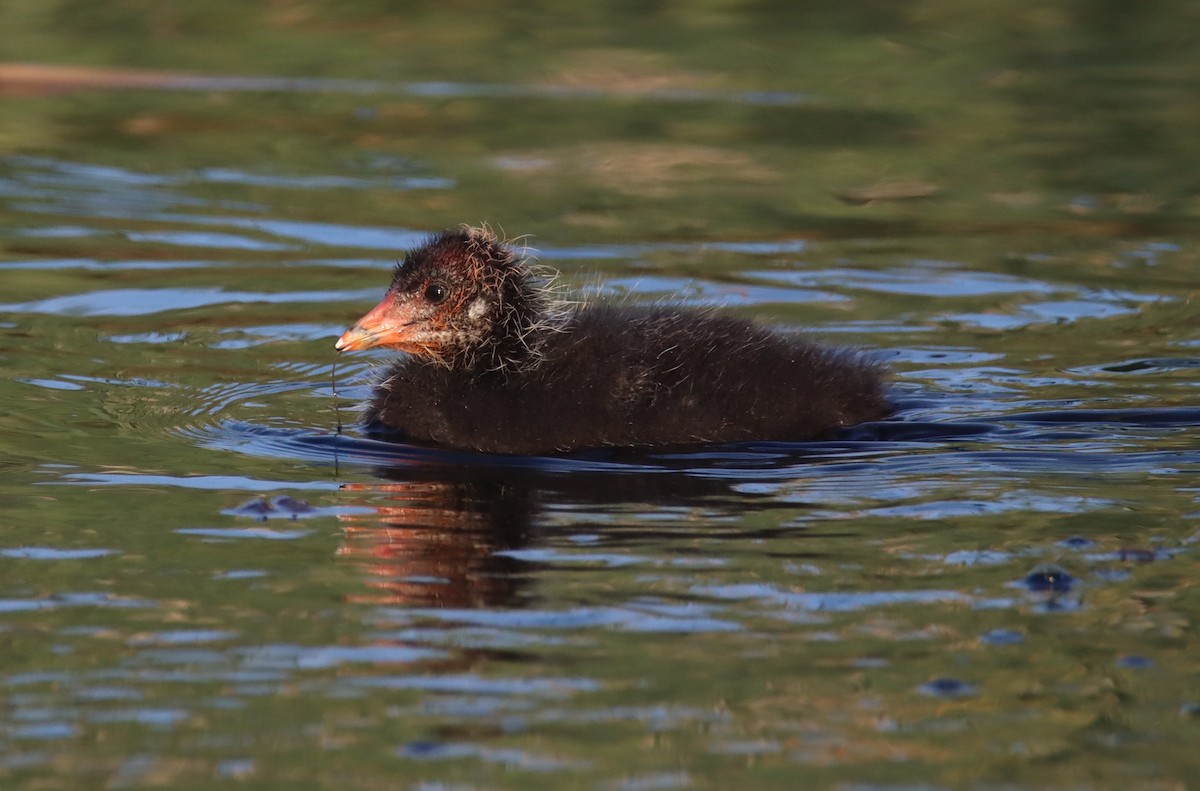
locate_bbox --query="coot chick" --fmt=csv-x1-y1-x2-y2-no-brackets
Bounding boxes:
335,226,889,454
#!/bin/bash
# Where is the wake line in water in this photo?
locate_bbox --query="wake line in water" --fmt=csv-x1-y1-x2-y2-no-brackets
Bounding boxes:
1002,406,1200,426
182,409,1200,480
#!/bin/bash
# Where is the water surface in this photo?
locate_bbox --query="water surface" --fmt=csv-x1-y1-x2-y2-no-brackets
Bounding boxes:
2,3,1199,788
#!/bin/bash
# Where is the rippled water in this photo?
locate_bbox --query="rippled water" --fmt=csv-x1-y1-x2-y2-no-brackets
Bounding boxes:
4,4,1200,788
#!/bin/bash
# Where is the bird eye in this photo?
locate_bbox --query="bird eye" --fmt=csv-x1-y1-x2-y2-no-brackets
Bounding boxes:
424,282,448,304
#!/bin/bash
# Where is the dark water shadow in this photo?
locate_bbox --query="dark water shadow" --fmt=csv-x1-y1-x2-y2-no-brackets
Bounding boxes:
208,390,1200,481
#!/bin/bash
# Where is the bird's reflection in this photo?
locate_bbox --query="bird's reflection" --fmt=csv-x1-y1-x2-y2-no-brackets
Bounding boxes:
335,451,759,609
337,468,534,608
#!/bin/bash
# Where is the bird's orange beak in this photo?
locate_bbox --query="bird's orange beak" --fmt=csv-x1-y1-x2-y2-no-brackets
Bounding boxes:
336,292,420,352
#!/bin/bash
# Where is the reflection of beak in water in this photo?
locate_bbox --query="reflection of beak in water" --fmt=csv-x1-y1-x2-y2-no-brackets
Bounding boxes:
337,476,534,608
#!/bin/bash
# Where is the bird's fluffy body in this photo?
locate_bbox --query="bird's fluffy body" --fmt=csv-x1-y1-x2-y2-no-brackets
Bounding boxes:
337,226,890,455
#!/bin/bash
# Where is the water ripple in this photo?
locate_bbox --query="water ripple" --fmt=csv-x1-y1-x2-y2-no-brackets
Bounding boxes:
0,287,371,317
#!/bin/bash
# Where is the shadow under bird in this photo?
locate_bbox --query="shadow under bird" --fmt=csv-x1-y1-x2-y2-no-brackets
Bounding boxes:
335,226,890,454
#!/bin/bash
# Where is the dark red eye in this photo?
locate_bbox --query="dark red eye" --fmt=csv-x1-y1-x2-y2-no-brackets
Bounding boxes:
424,282,447,304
